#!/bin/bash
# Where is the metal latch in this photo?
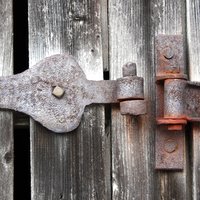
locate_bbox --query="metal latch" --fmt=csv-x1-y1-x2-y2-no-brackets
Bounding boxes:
0,54,146,133
2,34,197,170
155,35,200,170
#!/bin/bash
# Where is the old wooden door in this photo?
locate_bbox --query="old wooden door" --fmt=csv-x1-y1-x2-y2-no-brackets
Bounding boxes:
0,0,200,199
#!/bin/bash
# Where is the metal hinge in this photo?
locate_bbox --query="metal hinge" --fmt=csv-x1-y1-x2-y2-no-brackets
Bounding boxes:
0,54,146,133
155,35,200,170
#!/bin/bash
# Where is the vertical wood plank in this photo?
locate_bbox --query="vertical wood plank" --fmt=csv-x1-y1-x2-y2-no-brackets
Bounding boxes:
28,0,110,199
109,0,190,199
186,0,200,199
109,1,155,199
0,0,13,199
100,0,109,71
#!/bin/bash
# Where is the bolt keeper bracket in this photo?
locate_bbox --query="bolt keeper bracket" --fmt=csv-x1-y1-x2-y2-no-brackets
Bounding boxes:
155,35,200,170
0,54,146,133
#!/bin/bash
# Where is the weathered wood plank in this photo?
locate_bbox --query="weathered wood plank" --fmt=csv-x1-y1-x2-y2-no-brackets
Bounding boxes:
109,1,155,199
186,0,200,199
100,0,109,71
28,0,110,199
109,0,190,199
0,0,14,199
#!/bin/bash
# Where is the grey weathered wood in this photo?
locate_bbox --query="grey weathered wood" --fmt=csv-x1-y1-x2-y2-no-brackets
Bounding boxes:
28,0,110,199
100,0,109,71
186,0,200,199
0,0,13,199
109,1,155,199
109,0,190,199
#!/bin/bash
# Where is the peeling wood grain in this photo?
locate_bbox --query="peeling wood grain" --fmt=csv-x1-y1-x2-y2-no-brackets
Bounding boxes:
109,0,190,199
0,0,13,199
28,0,110,199
186,0,200,199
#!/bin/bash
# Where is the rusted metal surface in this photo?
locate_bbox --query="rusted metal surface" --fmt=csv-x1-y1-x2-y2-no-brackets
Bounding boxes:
156,127,184,169
120,100,146,115
117,77,144,100
117,62,144,100
156,35,200,169
0,54,145,133
159,79,200,124
156,40,200,126
155,35,185,170
185,81,200,121
155,35,186,80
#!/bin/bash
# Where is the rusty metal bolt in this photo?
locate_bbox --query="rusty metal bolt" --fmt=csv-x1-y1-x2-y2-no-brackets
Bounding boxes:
52,86,65,98
163,47,174,59
123,62,137,77
164,139,178,153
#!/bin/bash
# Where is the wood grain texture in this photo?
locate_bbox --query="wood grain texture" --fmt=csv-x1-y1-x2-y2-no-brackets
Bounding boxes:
28,0,110,199
100,0,109,71
0,0,13,200
186,0,200,199
109,1,155,199
109,0,190,199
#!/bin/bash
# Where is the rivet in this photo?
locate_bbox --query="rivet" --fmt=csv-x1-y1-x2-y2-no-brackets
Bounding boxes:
123,62,137,77
163,47,174,59
52,86,65,98
164,139,178,153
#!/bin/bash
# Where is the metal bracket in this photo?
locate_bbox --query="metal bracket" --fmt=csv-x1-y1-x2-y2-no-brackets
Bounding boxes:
0,54,146,133
155,35,189,170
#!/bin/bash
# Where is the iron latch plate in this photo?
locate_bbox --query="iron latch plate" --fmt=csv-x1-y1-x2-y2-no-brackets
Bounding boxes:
0,54,146,133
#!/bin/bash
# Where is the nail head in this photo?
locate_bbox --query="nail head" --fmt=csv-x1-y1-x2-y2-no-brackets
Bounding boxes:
164,139,178,153
52,86,65,98
163,47,174,59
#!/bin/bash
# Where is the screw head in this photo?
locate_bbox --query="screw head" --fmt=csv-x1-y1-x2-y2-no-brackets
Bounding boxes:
52,86,65,98
123,62,137,77
163,47,174,59
164,139,178,153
